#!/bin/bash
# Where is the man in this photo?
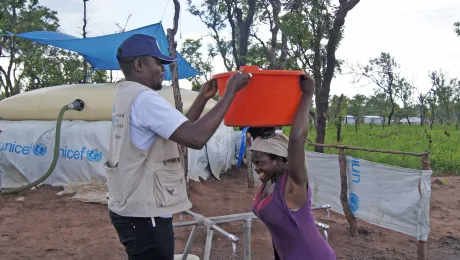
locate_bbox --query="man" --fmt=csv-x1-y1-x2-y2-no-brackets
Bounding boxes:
106,34,251,260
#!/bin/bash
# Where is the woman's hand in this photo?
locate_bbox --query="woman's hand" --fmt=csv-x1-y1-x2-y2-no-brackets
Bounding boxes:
300,74,315,97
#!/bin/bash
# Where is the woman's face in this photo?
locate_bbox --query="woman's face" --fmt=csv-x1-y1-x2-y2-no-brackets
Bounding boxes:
250,151,279,183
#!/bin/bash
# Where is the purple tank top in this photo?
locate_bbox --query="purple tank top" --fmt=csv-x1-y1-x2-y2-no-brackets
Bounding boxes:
253,172,336,260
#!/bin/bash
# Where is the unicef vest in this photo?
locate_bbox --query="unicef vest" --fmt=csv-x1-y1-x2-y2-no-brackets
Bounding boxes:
105,81,191,217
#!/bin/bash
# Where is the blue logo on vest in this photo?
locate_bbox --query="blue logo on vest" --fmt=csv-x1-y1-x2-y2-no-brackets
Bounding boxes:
33,143,47,156
86,149,102,162
348,192,360,213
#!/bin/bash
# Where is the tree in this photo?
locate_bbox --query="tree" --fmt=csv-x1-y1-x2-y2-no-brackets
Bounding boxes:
179,38,215,92
426,90,437,129
348,94,367,132
351,52,403,126
187,0,257,71
366,93,391,126
430,70,453,124
282,0,360,152
328,94,347,142
0,0,58,96
452,78,460,129
0,0,105,97
187,0,235,71
415,86,432,127
249,0,288,69
223,0,257,68
397,78,415,125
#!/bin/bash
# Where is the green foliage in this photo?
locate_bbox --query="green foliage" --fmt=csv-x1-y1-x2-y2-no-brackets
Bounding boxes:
180,38,215,90
0,0,106,97
179,37,219,100
347,94,367,121
282,124,460,175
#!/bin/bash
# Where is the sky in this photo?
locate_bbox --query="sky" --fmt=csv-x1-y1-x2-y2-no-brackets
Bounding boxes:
3,0,460,99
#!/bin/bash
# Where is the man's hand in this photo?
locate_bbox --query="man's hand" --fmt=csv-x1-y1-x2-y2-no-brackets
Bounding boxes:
226,70,252,95
300,73,315,97
199,79,218,100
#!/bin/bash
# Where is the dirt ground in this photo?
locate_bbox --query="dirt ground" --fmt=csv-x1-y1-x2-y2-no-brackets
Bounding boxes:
0,167,459,260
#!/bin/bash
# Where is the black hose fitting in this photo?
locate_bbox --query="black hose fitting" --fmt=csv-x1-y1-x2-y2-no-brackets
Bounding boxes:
68,99,85,111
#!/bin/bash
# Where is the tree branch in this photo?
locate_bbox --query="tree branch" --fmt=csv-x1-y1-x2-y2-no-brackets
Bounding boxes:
224,0,240,69
250,32,267,50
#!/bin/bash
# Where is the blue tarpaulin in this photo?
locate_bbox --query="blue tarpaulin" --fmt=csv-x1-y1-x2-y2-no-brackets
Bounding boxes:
6,23,200,81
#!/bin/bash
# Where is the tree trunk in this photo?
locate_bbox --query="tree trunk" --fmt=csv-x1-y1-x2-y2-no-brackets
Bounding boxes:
237,0,256,67
167,0,189,187
406,115,411,125
268,0,281,69
388,97,395,126
225,0,240,69
3,6,18,97
315,0,360,152
430,103,435,129
336,94,344,142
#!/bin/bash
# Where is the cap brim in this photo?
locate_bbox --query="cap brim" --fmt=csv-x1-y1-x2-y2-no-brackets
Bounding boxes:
154,54,176,64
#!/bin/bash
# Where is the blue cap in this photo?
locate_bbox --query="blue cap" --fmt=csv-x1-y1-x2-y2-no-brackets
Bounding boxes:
116,34,176,64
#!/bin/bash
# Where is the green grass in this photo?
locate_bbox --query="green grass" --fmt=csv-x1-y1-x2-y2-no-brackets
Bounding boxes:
281,124,460,175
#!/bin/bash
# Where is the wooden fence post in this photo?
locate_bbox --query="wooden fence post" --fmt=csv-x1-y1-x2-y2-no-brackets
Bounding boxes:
338,148,358,236
417,154,431,260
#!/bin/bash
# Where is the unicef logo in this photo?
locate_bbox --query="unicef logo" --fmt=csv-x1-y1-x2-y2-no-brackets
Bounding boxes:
348,192,360,213
33,143,48,156
86,149,102,162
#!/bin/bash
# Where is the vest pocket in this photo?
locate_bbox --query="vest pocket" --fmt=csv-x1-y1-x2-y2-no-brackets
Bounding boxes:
154,163,186,207
106,168,123,204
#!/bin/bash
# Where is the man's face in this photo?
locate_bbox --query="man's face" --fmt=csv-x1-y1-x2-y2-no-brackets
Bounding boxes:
141,56,165,90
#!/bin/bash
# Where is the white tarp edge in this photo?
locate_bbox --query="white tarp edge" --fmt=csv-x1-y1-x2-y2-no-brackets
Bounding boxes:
0,120,235,188
306,151,432,241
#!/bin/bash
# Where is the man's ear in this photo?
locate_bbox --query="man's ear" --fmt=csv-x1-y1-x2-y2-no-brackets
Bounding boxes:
132,58,144,73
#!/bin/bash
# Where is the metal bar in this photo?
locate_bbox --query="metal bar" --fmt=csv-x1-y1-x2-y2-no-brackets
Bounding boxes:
315,221,329,230
209,213,257,224
323,230,329,241
181,225,198,260
210,224,239,243
173,220,199,227
243,219,252,260
182,210,240,243
203,227,214,260
311,204,331,210
174,210,331,258
175,211,330,233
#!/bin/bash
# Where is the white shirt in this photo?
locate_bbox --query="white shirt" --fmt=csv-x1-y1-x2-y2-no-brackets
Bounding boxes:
130,90,188,150
129,89,188,222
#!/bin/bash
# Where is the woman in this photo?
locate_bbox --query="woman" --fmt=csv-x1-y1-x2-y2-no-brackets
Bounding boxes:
250,74,336,260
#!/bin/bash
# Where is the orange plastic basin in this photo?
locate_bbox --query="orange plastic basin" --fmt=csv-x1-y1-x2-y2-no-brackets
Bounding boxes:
212,65,305,127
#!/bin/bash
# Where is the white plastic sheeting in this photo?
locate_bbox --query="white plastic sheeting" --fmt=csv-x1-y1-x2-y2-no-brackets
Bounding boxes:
0,120,236,188
187,122,236,181
306,151,432,241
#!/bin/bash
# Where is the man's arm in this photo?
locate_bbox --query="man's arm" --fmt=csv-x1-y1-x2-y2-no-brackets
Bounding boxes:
169,73,250,150
185,80,218,123
184,94,207,123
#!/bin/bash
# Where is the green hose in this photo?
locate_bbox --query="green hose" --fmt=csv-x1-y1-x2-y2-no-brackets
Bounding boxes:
0,105,71,195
